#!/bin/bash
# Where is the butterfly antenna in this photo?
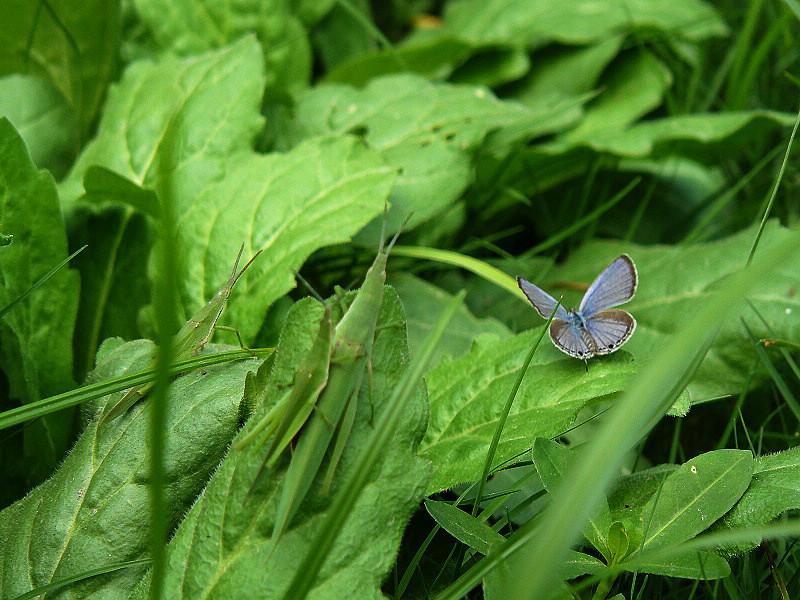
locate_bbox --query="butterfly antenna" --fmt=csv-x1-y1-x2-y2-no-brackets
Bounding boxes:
292,269,326,306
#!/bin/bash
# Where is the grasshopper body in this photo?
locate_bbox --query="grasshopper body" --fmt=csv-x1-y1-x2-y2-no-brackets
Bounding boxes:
265,233,396,552
101,244,261,423
234,303,333,459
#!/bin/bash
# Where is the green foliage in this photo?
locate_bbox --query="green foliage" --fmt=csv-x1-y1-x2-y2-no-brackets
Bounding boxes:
130,0,311,100
0,75,78,178
715,446,800,555
421,331,638,493
2,1,800,599
0,339,259,599
392,272,511,369
0,0,119,139
0,118,80,482
137,289,428,599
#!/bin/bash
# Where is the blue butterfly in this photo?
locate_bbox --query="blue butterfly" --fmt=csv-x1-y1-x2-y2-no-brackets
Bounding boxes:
517,255,638,359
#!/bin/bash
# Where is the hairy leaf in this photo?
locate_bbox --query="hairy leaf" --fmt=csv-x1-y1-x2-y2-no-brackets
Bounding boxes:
715,446,800,555
144,289,429,599
0,339,260,600
420,330,637,494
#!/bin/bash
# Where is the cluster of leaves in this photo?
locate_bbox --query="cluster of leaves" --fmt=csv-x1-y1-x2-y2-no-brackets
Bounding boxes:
1,1,800,599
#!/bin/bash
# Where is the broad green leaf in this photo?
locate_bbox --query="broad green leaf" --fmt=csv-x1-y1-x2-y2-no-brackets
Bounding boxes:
425,499,505,556
508,36,623,109
324,31,475,85
392,272,510,369
289,73,560,237
0,0,119,137
131,0,311,95
632,549,730,580
80,166,160,218
540,110,796,160
641,449,753,552
715,446,800,555
419,329,638,494
441,0,729,46
175,134,395,343
0,117,80,482
59,36,266,211
311,0,378,71
449,45,530,88
149,289,429,599
0,338,260,600
0,74,78,178
558,50,673,143
532,438,613,560
61,37,395,347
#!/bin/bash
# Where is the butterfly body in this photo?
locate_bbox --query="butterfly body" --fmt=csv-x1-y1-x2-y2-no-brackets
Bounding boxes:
517,254,638,359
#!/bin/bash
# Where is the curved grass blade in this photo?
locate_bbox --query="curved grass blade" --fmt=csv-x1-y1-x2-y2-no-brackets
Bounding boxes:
9,559,151,600
392,245,525,300
0,348,271,431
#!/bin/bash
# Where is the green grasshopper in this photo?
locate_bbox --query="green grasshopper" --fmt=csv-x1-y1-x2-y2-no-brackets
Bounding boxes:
100,244,262,423
233,298,333,462
239,226,399,553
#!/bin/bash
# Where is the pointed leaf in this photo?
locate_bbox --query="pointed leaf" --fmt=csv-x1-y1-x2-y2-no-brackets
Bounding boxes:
641,449,753,552
426,500,505,555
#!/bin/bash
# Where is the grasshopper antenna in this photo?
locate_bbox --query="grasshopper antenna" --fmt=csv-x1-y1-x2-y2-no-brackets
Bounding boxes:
385,212,412,255
292,269,327,306
232,245,263,286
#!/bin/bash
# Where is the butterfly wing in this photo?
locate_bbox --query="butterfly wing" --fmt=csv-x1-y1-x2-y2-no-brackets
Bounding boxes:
583,309,636,355
579,254,638,317
517,277,570,320
549,319,597,359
